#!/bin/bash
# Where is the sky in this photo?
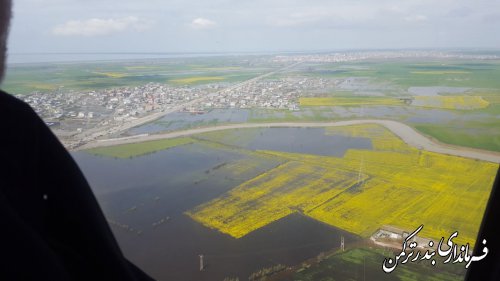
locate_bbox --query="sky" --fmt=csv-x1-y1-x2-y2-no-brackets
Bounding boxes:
7,0,500,54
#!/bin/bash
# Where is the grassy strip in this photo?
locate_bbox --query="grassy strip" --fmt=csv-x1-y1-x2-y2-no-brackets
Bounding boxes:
86,137,193,158
414,124,500,152
291,248,465,281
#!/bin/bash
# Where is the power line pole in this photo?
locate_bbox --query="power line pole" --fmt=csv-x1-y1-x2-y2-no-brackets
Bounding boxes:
199,254,204,271
340,236,345,252
363,256,366,281
358,157,364,190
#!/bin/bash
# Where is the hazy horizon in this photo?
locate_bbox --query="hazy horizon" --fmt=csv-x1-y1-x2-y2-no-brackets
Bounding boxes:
7,48,500,65
7,0,500,57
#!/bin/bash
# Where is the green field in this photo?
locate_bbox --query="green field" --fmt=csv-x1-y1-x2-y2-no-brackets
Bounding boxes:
3,56,278,94
276,59,500,152
414,123,500,152
284,248,465,281
6,56,500,152
297,60,500,89
86,137,193,158
410,91,500,151
247,106,500,152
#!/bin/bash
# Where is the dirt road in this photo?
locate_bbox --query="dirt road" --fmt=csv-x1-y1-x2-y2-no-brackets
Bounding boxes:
77,119,500,163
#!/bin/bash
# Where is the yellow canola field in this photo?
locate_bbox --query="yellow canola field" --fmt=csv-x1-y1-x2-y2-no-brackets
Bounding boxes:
193,66,242,71
411,96,489,110
187,125,497,244
411,71,471,75
187,161,362,238
220,158,280,179
29,83,57,91
325,124,411,152
92,71,128,78
307,149,496,244
171,76,226,84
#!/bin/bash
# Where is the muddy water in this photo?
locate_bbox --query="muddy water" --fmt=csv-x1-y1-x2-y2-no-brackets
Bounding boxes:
73,130,367,281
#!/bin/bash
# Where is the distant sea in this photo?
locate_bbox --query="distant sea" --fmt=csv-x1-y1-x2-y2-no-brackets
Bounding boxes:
8,49,500,64
6,52,274,64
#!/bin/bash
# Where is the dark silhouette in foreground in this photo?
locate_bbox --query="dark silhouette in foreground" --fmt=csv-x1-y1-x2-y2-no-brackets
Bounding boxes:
0,0,153,278
0,90,154,280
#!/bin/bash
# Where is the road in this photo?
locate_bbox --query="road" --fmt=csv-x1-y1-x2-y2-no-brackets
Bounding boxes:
77,119,500,163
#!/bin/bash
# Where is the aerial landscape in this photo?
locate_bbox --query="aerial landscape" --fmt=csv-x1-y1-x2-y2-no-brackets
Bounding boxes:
4,0,500,279
4,50,499,280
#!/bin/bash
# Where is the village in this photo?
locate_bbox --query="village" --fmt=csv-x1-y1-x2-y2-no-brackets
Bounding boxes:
16,76,335,147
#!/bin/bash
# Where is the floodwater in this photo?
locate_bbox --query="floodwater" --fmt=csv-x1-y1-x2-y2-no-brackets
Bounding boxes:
127,105,487,137
73,128,368,281
128,109,250,135
245,128,371,157
407,86,470,96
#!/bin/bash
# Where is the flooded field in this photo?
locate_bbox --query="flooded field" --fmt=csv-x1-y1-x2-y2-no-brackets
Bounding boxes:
127,105,493,135
74,123,497,280
73,128,368,281
407,86,471,96
128,109,251,135
244,128,371,157
48,56,500,281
